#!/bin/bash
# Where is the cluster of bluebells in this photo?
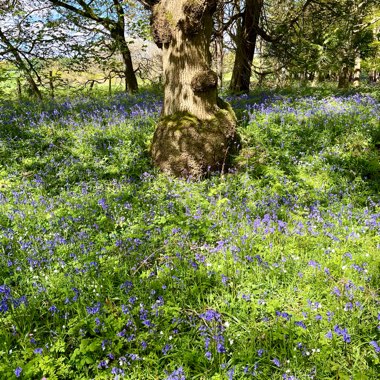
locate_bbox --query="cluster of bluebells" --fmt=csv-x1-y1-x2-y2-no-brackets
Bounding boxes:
199,309,227,360
0,285,27,313
324,325,351,343
165,367,186,380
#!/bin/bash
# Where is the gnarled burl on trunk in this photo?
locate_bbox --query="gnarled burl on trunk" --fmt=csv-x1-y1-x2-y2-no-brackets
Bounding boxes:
150,0,239,178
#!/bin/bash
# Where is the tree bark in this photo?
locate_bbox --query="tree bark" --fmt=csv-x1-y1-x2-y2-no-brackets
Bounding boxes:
150,0,239,178
229,0,263,93
110,29,138,94
338,65,349,89
214,1,224,87
16,78,22,99
111,0,139,94
353,54,361,88
49,70,55,98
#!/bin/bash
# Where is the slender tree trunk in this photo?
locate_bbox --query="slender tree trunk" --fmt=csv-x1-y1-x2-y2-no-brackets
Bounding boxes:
17,78,22,99
49,70,55,98
229,0,263,93
111,30,138,94
353,54,361,88
214,1,224,87
311,70,320,87
150,0,239,177
338,65,349,88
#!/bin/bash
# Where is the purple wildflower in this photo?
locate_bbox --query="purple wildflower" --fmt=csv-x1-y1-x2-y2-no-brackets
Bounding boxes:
98,360,108,369
295,321,307,329
200,309,221,322
14,367,22,377
165,367,186,380
162,344,172,355
332,287,341,297
86,302,101,315
370,341,380,353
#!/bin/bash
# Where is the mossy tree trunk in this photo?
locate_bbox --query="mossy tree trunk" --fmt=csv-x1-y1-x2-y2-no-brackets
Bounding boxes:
150,0,239,177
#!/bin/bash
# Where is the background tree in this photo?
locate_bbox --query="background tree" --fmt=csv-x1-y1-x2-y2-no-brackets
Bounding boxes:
0,1,65,99
46,0,148,94
229,0,264,93
263,0,379,87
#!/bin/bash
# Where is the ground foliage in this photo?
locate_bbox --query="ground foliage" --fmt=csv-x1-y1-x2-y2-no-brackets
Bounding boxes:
0,87,380,379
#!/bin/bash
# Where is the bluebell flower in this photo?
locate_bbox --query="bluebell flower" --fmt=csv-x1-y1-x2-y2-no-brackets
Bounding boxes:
86,302,101,315
165,367,185,380
334,325,351,343
162,344,172,355
217,341,226,353
370,341,380,353
98,360,108,369
272,358,281,367
49,305,58,315
344,302,353,311
200,309,221,322
14,367,22,377
111,367,120,375
98,198,108,210
34,348,43,354
295,321,307,329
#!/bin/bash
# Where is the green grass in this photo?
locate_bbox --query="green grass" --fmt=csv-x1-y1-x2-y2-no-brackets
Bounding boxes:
0,87,379,379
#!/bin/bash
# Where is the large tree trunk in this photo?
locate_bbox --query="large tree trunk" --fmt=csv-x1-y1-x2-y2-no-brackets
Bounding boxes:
150,0,239,178
229,0,263,93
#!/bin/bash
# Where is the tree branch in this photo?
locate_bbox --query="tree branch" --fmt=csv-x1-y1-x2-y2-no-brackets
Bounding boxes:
48,0,113,29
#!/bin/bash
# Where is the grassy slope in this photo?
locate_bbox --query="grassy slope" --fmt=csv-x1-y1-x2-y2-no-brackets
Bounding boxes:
0,87,380,379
